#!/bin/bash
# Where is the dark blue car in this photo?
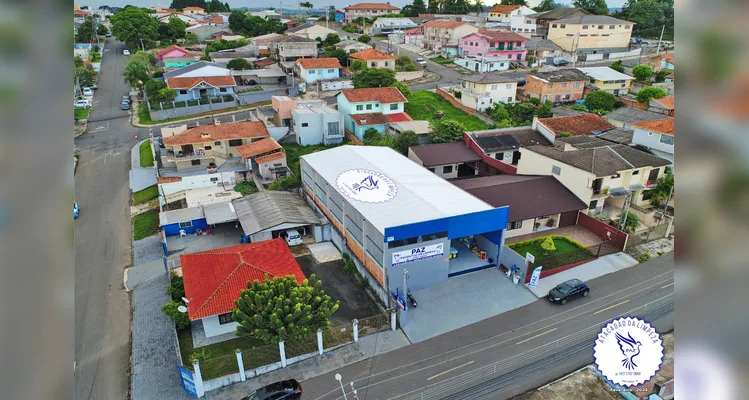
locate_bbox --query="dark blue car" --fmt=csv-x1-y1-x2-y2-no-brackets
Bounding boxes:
548,278,589,305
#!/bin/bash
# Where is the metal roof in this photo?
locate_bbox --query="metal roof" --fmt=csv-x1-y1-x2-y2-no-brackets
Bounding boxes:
606,108,672,124
301,146,493,233
203,201,238,224
576,67,634,82
232,191,321,236
159,206,204,226
409,142,482,167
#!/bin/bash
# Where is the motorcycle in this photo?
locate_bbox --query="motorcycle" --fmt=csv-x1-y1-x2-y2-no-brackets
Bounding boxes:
407,290,418,309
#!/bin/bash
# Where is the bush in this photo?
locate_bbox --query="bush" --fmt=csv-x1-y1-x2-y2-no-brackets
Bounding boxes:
233,181,258,195
584,91,617,111
393,82,411,99
541,236,557,251
162,301,190,329
405,63,415,71
610,60,624,73
638,253,652,263
559,131,573,137
166,272,185,302
453,90,462,99
268,176,300,190
528,97,541,106
570,104,588,111
632,65,653,82
636,86,667,105
655,70,672,82
189,348,210,364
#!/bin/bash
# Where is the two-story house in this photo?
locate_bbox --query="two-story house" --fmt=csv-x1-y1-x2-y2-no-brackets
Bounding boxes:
181,6,205,15
576,67,635,96
236,137,291,182
630,118,674,163
523,69,588,103
270,35,318,62
517,137,672,216
336,87,409,141
344,3,401,21
291,105,345,146
459,29,528,62
547,15,634,59
295,58,342,83
284,22,338,41
458,72,519,111
370,17,417,35
160,121,271,173
348,48,396,69
164,62,237,102
487,5,535,23
525,38,563,66
421,20,478,52
407,142,481,179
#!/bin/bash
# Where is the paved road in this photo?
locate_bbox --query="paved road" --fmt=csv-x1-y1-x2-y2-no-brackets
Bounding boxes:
299,253,674,400
75,37,140,400
371,40,463,91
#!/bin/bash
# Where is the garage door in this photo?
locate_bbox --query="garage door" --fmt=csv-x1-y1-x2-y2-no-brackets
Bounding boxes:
558,210,579,227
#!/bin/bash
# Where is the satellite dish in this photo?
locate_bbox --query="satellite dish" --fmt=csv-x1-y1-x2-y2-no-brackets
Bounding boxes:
178,305,188,313
182,297,190,303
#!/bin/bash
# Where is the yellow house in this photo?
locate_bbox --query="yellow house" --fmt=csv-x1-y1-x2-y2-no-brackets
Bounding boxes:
576,67,634,95
547,15,633,54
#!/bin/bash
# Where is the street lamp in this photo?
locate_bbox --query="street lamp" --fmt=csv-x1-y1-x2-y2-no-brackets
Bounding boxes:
334,373,348,400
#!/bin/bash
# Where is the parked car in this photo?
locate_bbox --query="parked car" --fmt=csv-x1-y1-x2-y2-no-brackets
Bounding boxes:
82,87,93,97
74,100,92,109
106,32,112,37
121,101,130,110
122,95,130,104
74,202,80,219
553,59,570,66
415,57,427,66
87,84,98,91
241,380,301,400
123,49,130,56
548,278,589,305
280,229,303,246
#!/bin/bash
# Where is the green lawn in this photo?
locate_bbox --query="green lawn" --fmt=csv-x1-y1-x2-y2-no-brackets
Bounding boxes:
429,56,455,65
139,140,154,167
74,108,90,120
133,209,160,240
405,91,489,131
132,185,158,205
509,236,595,272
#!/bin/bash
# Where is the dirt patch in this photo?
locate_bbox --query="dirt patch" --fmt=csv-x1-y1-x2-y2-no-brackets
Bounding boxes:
296,255,381,325
513,368,620,400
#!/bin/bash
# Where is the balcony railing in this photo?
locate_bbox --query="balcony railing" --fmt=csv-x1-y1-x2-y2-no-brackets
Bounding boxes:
162,149,214,161
591,187,609,198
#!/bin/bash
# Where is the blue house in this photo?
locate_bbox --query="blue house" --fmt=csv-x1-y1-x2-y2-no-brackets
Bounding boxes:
296,58,342,84
164,62,237,102
160,206,210,236
335,10,345,23
336,87,409,141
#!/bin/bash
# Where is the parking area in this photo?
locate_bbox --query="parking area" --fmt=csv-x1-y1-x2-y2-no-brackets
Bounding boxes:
166,223,245,255
402,268,537,343
295,255,382,326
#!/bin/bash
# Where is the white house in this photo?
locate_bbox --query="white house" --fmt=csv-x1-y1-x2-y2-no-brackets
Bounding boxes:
291,105,345,146
458,72,519,111
630,118,675,162
285,22,338,41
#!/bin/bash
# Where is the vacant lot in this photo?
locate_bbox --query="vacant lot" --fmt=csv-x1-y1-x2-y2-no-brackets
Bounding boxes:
133,209,159,240
132,185,158,205
406,91,489,131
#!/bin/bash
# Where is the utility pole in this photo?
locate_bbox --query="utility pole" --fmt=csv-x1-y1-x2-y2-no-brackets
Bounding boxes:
655,24,665,56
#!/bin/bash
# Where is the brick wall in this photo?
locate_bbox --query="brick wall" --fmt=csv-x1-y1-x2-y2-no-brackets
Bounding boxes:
525,75,585,101
344,128,363,144
436,88,477,115
577,212,629,251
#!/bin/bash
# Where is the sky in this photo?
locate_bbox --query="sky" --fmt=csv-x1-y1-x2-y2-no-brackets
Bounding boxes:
86,0,628,11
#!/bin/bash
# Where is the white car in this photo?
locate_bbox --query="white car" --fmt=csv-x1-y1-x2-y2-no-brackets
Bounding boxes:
415,57,427,66
123,49,130,56
281,229,303,246
82,88,93,97
74,100,92,109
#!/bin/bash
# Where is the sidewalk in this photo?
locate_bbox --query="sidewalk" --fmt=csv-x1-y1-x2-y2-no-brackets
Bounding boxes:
206,329,410,399
129,139,157,192
525,252,639,298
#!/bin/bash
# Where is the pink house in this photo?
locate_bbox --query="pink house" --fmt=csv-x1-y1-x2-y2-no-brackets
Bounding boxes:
156,44,192,61
459,29,528,62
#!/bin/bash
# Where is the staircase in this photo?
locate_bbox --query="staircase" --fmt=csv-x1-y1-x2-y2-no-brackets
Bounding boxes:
278,129,294,144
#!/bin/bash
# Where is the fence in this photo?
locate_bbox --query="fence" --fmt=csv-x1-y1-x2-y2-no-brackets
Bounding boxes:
149,95,238,121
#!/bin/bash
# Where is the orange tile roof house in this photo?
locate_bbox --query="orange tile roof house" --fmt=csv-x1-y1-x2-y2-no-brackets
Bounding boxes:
163,61,238,103
523,69,588,103
236,137,291,183
630,118,675,162
348,48,396,69
295,57,342,83
650,95,674,116
337,87,409,141
160,121,270,173
181,239,307,338
344,3,401,20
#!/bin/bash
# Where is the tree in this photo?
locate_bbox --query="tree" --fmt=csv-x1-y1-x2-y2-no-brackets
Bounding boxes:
429,120,466,144
229,11,285,37
350,60,367,72
97,24,109,36
632,65,653,82
648,171,673,207
610,60,624,73
324,47,350,66
205,0,230,12
635,86,666,104
74,56,97,87
427,0,438,13
491,103,510,122
535,101,553,118
572,0,609,15
363,128,383,144
185,32,198,45
507,102,537,125
535,0,563,12
626,0,666,34
111,7,160,50
76,17,95,43
232,275,339,344
500,0,528,5
394,130,420,154
393,82,412,99
411,0,427,15
357,34,371,44
584,91,617,111
158,88,178,103
322,33,341,47
541,236,557,251
300,1,314,16
158,15,188,43
227,58,252,70
618,211,641,233
123,58,151,89
655,69,671,82
145,79,167,99
353,68,397,88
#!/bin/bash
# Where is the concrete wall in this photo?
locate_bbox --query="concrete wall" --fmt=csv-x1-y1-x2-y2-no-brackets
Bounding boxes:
609,48,641,59
202,315,238,337
504,218,535,238
395,70,424,82
577,212,628,250
517,148,595,204
150,100,237,121
250,231,273,243
236,89,285,106
320,80,354,91
499,245,526,275
386,236,450,295
547,23,632,52
436,87,477,115
475,233,500,264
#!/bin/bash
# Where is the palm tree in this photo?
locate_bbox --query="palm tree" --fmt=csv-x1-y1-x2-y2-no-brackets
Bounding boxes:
300,1,313,17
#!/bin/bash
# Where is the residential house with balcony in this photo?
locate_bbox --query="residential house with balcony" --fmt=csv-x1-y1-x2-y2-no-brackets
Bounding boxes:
547,15,634,59
160,121,270,173
486,5,537,35
344,3,401,21
285,22,338,41
458,72,519,111
459,30,528,62
336,87,409,141
576,67,634,95
523,69,587,103
164,62,237,102
335,40,372,54
270,35,318,62
408,142,481,179
464,127,554,175
348,48,395,69
295,57,342,83
421,20,478,52
630,118,674,163
236,137,290,183
516,137,672,216
291,105,345,146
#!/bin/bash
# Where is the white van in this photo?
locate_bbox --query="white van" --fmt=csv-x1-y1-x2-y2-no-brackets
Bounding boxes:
282,229,303,246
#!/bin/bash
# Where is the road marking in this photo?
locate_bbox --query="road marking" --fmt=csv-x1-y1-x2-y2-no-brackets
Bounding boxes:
661,282,674,289
593,300,630,315
516,328,557,345
92,122,109,132
427,361,474,381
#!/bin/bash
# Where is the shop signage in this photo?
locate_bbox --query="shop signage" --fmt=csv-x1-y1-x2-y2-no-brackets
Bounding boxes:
336,169,397,204
392,243,444,266
528,266,542,287
178,365,199,398
525,252,535,264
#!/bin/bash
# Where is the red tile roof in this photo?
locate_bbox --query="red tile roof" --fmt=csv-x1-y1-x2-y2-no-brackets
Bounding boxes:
259,49,270,55
207,16,224,24
256,152,286,164
386,112,412,122
339,87,408,104
156,44,191,59
344,3,400,10
422,20,470,29
631,118,674,136
253,58,277,68
539,114,616,136
236,137,282,159
653,95,674,110
296,57,342,69
405,27,422,34
474,29,527,43
166,76,237,90
662,54,674,65
350,113,390,126
489,5,522,13
158,177,182,184
348,48,396,61
162,121,270,145
182,6,204,10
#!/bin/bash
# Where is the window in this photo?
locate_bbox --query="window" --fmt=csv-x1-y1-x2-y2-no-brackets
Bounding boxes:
602,34,610,37
547,83,553,88
507,220,523,230
204,145,212,150
443,165,453,174
301,122,309,127
612,173,621,178
560,24,566,28
580,34,588,37
574,81,581,88
598,25,604,29
551,165,561,175
428,167,435,173
582,25,588,29
633,170,640,175
625,25,631,29
370,62,376,67
366,104,372,110
179,90,187,95
389,103,398,110
566,34,574,37
309,69,316,74
384,62,389,67
564,94,570,100
562,82,567,87
491,84,497,90
228,139,243,147
191,159,201,166
218,312,233,325
659,134,674,145
609,25,615,29
219,88,227,92
516,42,521,46
591,34,599,37
588,200,597,210
179,221,192,228
214,141,221,146
506,84,512,89
356,105,363,111
375,103,379,108
555,95,561,101
327,122,340,135
209,177,219,183
552,24,557,28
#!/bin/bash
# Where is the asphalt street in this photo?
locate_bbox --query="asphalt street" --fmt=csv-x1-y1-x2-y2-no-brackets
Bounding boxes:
75,38,140,400
298,253,674,400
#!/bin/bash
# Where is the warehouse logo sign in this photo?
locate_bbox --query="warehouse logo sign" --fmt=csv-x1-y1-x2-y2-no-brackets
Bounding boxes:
594,317,663,387
337,169,397,203
392,243,444,266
